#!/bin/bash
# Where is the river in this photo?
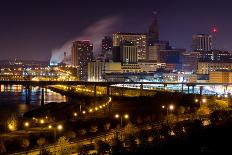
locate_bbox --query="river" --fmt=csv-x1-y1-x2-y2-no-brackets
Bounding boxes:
0,85,67,124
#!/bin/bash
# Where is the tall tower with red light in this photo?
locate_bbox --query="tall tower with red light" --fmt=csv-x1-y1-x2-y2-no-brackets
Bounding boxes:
211,26,218,49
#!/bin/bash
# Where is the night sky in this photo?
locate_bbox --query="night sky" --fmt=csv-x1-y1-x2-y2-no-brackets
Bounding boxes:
0,0,232,61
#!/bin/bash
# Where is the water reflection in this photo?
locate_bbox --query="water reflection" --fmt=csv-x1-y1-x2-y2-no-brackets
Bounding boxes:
0,84,67,117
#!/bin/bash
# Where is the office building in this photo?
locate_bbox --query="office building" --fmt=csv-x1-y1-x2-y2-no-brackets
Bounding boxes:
192,34,213,52
197,50,232,62
209,71,232,83
71,40,93,80
147,41,170,61
197,62,232,74
120,41,138,65
181,52,198,72
88,61,121,82
112,32,147,61
163,73,197,83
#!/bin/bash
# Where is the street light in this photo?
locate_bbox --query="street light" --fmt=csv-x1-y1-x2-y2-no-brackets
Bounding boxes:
57,124,63,130
161,104,175,124
73,112,77,117
24,122,29,127
49,124,63,142
48,125,52,129
169,105,174,111
40,119,44,124
202,98,207,103
115,113,129,140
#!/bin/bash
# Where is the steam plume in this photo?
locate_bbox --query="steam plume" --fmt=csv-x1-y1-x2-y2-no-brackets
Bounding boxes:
50,15,121,65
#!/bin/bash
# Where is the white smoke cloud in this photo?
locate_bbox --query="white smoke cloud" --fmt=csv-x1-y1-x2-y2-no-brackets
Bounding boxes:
50,15,121,65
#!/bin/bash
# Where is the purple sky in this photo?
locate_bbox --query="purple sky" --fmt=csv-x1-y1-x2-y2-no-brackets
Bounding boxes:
0,0,232,61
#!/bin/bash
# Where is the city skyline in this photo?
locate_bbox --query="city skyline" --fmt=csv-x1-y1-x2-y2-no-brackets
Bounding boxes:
0,0,232,61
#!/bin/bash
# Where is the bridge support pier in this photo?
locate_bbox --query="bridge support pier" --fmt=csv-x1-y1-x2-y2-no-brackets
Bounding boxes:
164,84,167,90
25,85,31,104
224,85,228,94
181,83,184,93
41,87,45,106
187,86,190,94
192,85,195,93
140,84,143,96
121,83,124,97
200,86,203,95
106,85,110,96
93,84,96,97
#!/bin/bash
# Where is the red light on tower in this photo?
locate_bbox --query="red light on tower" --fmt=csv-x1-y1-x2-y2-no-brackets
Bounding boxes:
212,27,217,33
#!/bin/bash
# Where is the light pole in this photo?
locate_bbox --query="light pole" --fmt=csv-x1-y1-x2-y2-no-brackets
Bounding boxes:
24,121,30,133
115,113,129,140
48,124,63,142
162,104,174,124
201,98,207,106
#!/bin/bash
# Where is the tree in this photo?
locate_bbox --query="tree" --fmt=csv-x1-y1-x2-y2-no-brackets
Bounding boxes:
104,123,111,131
21,138,30,150
0,140,6,154
65,131,76,139
38,149,52,155
7,113,18,131
57,136,70,155
79,129,87,136
37,137,46,147
77,145,89,155
104,123,111,141
90,125,98,133
111,138,124,155
124,123,137,136
177,106,185,114
197,106,211,116
95,140,111,154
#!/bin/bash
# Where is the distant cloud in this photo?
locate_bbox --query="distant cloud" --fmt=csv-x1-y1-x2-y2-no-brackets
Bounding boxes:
50,15,122,65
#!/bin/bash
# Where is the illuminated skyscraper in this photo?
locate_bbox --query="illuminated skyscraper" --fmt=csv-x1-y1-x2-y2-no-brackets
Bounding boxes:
112,33,147,61
71,40,93,80
120,41,137,65
192,34,213,52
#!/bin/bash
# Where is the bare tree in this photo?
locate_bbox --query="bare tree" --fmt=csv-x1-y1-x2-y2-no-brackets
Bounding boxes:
7,113,18,131
57,136,70,155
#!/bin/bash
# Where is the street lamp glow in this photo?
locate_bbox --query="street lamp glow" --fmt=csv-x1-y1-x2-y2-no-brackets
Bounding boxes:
24,122,29,127
89,109,93,113
82,110,86,114
57,124,63,130
99,105,102,109
95,107,98,111
162,105,165,109
48,125,52,129
74,112,77,117
8,124,15,131
195,99,198,103
40,119,44,124
124,114,129,119
169,105,174,110
202,99,207,103
115,114,119,118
